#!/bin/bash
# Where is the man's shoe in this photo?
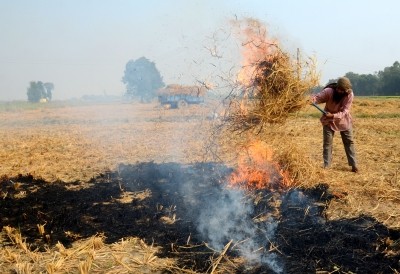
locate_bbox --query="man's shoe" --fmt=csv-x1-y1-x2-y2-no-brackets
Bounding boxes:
351,166,359,173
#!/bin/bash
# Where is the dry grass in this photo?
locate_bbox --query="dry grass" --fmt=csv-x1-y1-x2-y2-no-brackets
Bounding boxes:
0,102,212,182
214,96,400,227
1,226,183,274
0,97,399,271
285,98,400,228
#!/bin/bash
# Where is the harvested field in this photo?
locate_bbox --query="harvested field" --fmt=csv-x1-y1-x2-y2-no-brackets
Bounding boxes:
0,98,400,273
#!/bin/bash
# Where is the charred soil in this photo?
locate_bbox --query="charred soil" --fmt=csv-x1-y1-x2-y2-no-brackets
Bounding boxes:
1,162,399,273
1,100,400,273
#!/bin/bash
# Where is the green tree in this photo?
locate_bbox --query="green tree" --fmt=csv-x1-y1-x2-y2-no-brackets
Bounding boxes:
379,61,400,96
345,72,380,96
122,57,165,102
317,61,400,96
27,81,45,102
27,81,54,102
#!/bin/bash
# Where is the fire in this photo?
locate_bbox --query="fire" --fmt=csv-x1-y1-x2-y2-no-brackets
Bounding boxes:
228,140,293,190
226,18,299,190
232,18,278,87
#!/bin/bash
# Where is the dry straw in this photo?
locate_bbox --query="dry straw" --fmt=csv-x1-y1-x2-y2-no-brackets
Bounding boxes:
157,84,208,96
218,18,321,189
225,18,320,132
0,227,189,273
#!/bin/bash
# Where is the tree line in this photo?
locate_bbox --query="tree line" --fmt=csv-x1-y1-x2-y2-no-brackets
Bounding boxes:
121,58,400,99
321,61,400,96
26,59,400,102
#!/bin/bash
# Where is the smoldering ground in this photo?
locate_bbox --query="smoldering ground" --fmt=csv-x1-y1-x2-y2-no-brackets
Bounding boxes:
2,162,399,273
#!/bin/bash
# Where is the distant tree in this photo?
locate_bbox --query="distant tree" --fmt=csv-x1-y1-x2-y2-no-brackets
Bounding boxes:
345,72,380,96
27,81,45,102
43,82,54,100
27,81,54,102
379,61,400,96
122,57,165,103
314,61,400,96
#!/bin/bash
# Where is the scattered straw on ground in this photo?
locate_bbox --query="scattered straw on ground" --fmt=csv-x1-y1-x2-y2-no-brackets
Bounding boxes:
0,226,188,274
0,97,399,272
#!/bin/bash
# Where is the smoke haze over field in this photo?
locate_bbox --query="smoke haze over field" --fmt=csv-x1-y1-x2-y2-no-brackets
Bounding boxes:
1,0,399,101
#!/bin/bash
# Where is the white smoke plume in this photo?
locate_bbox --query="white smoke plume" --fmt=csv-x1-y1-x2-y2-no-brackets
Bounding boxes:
195,186,284,273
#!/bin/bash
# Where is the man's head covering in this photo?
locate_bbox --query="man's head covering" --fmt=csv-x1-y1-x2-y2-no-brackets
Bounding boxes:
337,77,352,93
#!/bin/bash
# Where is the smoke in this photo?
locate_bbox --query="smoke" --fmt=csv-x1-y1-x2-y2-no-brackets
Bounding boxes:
194,184,284,273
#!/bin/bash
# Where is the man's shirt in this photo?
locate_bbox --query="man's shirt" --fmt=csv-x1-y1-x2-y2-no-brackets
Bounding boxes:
312,87,354,131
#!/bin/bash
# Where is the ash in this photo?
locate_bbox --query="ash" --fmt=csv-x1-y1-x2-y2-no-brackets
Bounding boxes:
1,163,399,273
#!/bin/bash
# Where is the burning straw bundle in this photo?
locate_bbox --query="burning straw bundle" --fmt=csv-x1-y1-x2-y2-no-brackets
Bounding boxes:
225,18,319,132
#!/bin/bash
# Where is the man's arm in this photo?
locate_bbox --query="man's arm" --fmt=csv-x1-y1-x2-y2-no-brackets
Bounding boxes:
333,93,354,120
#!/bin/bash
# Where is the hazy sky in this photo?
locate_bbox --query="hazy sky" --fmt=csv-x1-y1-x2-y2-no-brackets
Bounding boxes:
1,0,399,101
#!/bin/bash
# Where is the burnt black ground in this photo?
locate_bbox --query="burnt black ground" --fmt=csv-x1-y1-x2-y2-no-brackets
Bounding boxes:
1,162,399,273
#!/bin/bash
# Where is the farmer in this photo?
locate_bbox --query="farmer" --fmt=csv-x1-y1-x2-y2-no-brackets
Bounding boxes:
311,77,358,173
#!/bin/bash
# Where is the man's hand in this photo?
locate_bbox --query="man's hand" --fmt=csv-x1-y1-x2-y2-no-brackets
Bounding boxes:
324,112,334,118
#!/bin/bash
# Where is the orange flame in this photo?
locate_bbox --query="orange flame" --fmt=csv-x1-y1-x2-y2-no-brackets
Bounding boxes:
232,18,278,87
228,140,293,190
227,19,295,190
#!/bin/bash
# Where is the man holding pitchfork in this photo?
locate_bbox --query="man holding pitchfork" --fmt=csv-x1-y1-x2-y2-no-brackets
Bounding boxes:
311,77,358,173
